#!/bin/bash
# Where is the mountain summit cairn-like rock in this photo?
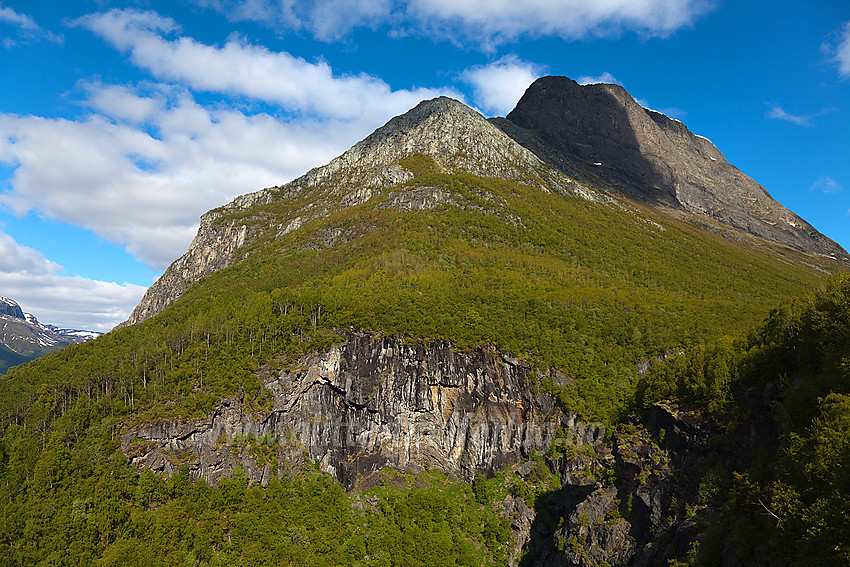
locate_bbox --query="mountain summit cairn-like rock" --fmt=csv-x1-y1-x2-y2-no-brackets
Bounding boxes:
499,76,847,259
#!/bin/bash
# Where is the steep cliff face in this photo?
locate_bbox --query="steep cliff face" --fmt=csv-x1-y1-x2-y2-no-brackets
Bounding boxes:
120,192,272,327
121,331,715,566
123,331,565,487
502,76,848,259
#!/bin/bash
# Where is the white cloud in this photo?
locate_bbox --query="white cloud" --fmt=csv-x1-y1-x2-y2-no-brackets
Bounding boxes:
191,0,715,44
767,104,810,126
1,9,464,272
836,21,850,78
0,231,146,331
811,177,842,194
0,2,61,47
192,0,394,40
577,72,622,86
765,104,834,127
462,56,544,116
77,9,455,122
0,88,363,269
0,3,39,31
0,231,59,276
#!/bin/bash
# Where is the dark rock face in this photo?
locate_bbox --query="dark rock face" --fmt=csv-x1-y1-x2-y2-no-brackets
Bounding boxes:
0,298,25,320
123,331,565,487
505,402,715,567
502,76,848,259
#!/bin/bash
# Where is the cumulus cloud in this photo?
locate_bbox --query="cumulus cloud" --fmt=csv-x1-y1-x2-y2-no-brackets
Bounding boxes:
577,72,622,86
0,87,368,268
462,56,544,116
190,0,715,44
0,231,146,331
77,9,455,122
2,9,464,271
811,177,842,194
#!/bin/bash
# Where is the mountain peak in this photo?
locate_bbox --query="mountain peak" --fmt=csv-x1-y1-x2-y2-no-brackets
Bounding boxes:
0,296,24,320
301,95,582,189
504,76,848,259
122,78,848,328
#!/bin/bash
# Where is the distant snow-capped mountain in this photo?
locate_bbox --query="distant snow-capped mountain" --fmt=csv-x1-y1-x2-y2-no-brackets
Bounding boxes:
0,295,100,374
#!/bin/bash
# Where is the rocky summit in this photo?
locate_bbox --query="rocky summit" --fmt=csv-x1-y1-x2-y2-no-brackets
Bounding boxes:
123,83,847,328
500,76,846,258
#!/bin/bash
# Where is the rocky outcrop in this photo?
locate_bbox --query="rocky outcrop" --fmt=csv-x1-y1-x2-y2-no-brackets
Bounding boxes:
118,192,272,327
0,297,25,320
497,402,715,567
119,328,727,566
122,331,565,486
555,486,635,567
502,76,849,260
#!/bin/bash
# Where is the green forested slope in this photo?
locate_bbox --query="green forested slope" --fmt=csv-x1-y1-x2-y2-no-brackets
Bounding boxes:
0,343,29,376
0,156,844,565
633,274,850,565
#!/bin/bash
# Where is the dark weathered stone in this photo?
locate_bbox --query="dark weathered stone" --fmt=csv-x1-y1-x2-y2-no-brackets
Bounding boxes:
502,76,848,259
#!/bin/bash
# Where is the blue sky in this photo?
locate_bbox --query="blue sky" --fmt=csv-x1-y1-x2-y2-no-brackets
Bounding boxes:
1,0,849,330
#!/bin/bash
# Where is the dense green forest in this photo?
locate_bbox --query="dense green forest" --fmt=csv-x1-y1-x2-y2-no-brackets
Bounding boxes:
633,274,850,565
0,157,846,564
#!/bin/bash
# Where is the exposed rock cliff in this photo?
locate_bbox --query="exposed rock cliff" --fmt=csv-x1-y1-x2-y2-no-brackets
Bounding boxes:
501,76,848,259
123,331,565,487
119,190,274,327
507,402,713,567
121,330,722,566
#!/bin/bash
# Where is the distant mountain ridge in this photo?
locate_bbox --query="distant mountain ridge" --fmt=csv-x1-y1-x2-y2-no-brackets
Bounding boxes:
0,295,99,374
